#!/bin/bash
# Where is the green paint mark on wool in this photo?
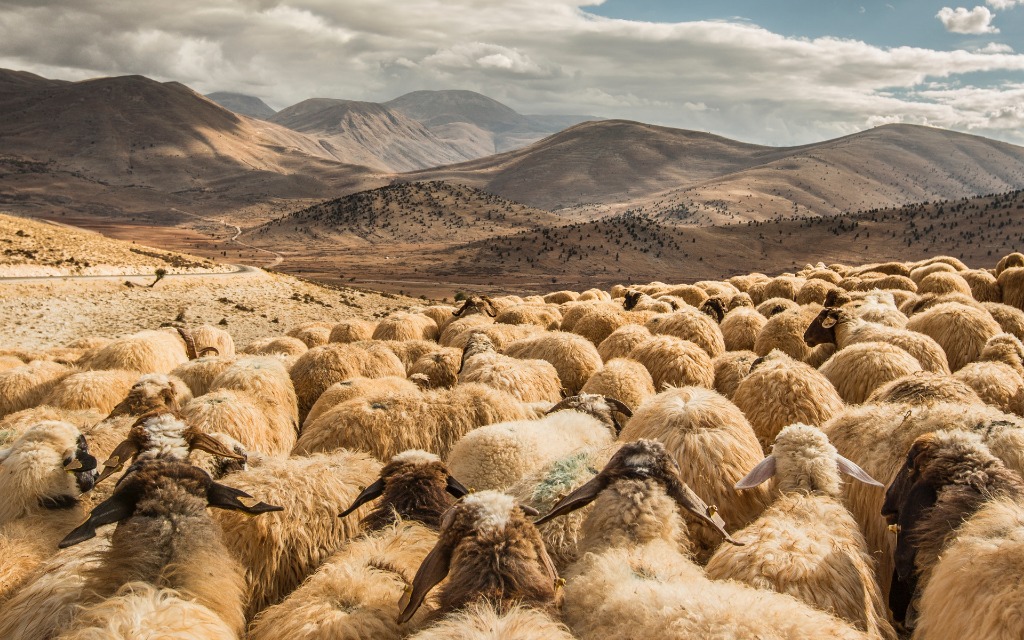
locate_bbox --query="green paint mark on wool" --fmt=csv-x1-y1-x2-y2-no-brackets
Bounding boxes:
530,451,597,509
0,429,14,446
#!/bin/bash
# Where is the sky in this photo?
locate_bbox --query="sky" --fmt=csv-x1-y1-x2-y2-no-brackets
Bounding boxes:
1,0,1022,147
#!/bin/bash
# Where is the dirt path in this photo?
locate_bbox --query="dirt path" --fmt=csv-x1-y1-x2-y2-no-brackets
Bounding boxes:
171,208,284,269
0,264,261,284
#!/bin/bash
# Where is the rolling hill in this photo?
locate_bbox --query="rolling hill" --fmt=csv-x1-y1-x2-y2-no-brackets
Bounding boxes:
205,91,277,120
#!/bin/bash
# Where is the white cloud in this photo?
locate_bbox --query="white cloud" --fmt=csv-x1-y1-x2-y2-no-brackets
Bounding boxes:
986,0,1021,9
936,6,999,34
978,42,1015,53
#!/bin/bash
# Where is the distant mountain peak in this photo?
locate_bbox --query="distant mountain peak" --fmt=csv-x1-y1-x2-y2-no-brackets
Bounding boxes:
205,91,277,120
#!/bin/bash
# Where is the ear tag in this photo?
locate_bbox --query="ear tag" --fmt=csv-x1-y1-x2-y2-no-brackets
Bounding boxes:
706,505,718,518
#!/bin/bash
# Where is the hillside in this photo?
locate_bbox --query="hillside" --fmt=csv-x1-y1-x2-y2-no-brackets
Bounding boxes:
269,99,472,171
205,91,277,119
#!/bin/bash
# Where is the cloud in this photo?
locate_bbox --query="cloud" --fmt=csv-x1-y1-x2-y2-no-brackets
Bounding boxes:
936,6,999,33
986,0,1021,9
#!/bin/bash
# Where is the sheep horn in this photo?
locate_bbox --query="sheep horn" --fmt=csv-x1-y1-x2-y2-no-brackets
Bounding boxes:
480,296,498,317
339,477,386,518
58,491,137,548
197,346,219,357
184,429,246,462
533,473,610,526
176,327,199,360
398,534,454,624
603,397,633,418
95,436,144,484
446,475,470,499
664,475,742,546
206,482,283,515
452,299,472,317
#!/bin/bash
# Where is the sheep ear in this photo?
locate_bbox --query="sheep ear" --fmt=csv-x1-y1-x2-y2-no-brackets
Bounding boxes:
339,477,386,518
735,455,777,489
821,312,838,329
893,480,937,581
445,475,470,499
398,538,453,624
206,482,283,515
96,439,143,484
836,455,883,487
534,473,609,526
665,476,743,546
58,494,136,548
888,568,919,626
186,431,246,462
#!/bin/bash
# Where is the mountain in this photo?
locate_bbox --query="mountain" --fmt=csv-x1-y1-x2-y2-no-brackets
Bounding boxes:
205,91,277,119
408,120,1024,218
268,99,473,172
385,89,599,155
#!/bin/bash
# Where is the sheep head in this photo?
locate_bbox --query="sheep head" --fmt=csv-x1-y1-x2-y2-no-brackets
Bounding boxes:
700,297,727,323
622,290,643,311
106,374,192,419
458,331,496,374
176,327,220,360
452,296,497,318
59,459,282,548
534,439,739,545
340,449,469,531
803,307,845,346
544,392,633,436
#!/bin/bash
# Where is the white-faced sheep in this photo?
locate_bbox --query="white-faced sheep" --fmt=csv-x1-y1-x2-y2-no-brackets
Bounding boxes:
446,393,630,492
906,302,1002,371
619,387,773,558
626,335,715,390
290,342,406,422
819,341,924,405
0,360,71,418
503,331,603,395
645,308,725,358
732,350,844,450
458,332,562,403
705,424,895,639
712,350,758,399
293,383,530,460
804,306,949,374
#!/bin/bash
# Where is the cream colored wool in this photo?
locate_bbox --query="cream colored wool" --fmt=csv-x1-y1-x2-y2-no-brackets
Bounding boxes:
753,304,825,362
242,335,309,357
728,273,770,293
805,268,844,285
303,376,419,429
979,333,1024,375
906,301,1002,371
558,301,622,333
366,340,440,373
287,322,333,348
439,315,494,346
982,302,1024,342
763,276,804,301
909,262,957,284
917,271,973,297
544,290,579,304
0,355,25,372
954,361,1024,415
819,341,923,405
188,324,235,358
624,293,673,314
408,348,462,389
796,278,840,305
646,308,725,357
459,335,562,403
214,450,380,619
817,309,949,374
961,269,1003,302
865,372,983,407
447,401,616,492
852,261,912,278
757,297,799,318
913,255,968,271
730,293,756,310
170,356,236,397
328,319,377,343
40,369,139,415
597,324,652,361
570,304,633,346
372,313,439,342
416,305,456,331
846,289,909,328
407,602,574,640
712,350,757,399
210,356,298,441
705,425,895,639
178,389,280,456
620,387,772,557
913,496,1024,640
854,275,918,293
732,351,844,450
627,335,715,390
0,360,71,418
580,358,655,419
996,252,1024,276
248,521,438,640
0,406,104,446
664,284,711,306
290,343,406,422
998,266,1024,310
445,322,542,351
294,383,529,460
578,287,611,301
720,307,767,352
503,331,603,394
54,582,236,640
78,330,188,374
494,305,562,330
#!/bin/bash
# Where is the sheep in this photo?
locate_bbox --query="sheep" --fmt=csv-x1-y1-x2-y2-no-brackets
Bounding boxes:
596,323,652,361
912,495,1024,640
544,290,578,304
845,289,909,327
981,301,1024,340
242,335,309,357
78,330,188,374
880,430,1024,630
558,300,622,333
732,349,844,450
645,308,725,357
404,602,576,640
865,372,983,407
901,292,982,317
580,357,655,420
106,373,194,419
503,331,602,395
446,393,629,492
444,322,541,351
538,441,866,640
906,301,1002,371
621,290,673,314
719,306,766,351
397,490,560,625
287,322,333,348
439,314,493,346
712,350,757,399
626,334,715,390
247,450,467,640
960,269,1002,302
0,360,71,418
493,305,561,330
169,355,236,397
757,297,799,317
620,387,773,559
999,266,1024,311
328,318,377,343
205,356,298,450
819,341,924,405
854,275,918,293
293,383,530,460
450,295,500,319
372,313,439,342
754,304,835,366
796,278,842,305
909,262,957,284
39,369,140,415
728,291,755,309
179,389,286,457
804,306,950,374
290,342,406,422
408,347,462,389
303,376,419,429
996,252,1024,276
55,459,282,635
705,424,895,639
917,271,973,297
458,332,562,403
953,360,1024,416
569,304,633,346
0,406,104,447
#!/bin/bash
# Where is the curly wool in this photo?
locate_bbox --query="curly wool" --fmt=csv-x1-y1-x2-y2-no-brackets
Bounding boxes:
290,343,406,422
645,309,725,358
503,332,603,394
0,360,71,418
627,335,715,390
711,350,757,400
906,302,1002,372
170,356,236,397
720,307,767,352
580,358,655,420
819,341,923,405
596,324,652,361
459,334,562,403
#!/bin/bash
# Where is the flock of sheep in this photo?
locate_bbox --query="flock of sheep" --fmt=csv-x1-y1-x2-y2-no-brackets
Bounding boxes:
3,251,1024,639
